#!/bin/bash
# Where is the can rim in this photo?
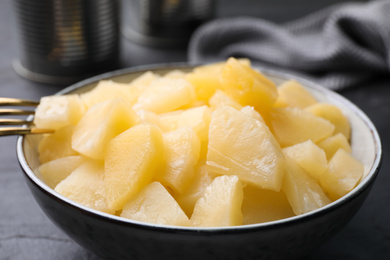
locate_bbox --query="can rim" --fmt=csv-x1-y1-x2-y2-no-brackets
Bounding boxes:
12,59,91,85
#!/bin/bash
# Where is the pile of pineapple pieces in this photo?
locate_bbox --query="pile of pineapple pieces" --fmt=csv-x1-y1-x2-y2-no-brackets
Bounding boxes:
34,58,364,227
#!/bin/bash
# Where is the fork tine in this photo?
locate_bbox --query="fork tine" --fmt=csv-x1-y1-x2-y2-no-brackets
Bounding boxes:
0,127,54,136
0,108,35,116
0,97,39,107
0,118,34,125
0,97,55,136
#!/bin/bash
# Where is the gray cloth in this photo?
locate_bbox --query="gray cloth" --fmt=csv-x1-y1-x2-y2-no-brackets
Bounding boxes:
188,0,390,90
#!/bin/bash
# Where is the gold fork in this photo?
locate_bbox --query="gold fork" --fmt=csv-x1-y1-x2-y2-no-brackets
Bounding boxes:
0,97,54,136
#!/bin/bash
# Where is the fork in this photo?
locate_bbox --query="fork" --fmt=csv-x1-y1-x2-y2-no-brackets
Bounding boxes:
0,97,54,136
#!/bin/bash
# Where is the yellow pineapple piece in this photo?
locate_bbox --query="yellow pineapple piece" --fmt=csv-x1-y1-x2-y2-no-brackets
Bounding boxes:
186,59,252,102
208,89,243,111
270,107,335,147
186,58,252,102
320,149,364,201
282,140,328,181
190,100,209,108
186,67,221,101
274,80,317,108
193,62,224,74
306,103,350,140
158,105,211,143
191,175,244,227
136,109,160,125
175,160,214,217
198,139,209,163
128,71,160,88
125,71,161,102
159,127,201,194
72,99,139,160
38,125,78,163
121,182,190,226
34,94,85,130
220,57,278,115
133,77,196,113
207,106,285,191
240,106,265,123
80,80,141,109
55,160,114,214
282,156,331,215
193,58,251,75
194,58,251,74
104,124,165,211
164,70,186,79
39,155,86,189
318,133,352,160
242,185,294,225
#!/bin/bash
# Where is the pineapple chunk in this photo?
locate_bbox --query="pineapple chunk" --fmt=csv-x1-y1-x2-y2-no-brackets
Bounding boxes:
121,182,190,226
186,58,252,102
133,78,196,113
306,103,351,140
270,107,335,147
192,62,224,74
39,155,86,189
34,94,85,130
136,109,160,125
274,80,317,108
208,89,243,111
55,160,114,214
72,99,139,160
320,149,364,201
129,71,160,88
38,125,78,164
191,175,244,227
207,106,285,191
164,70,186,79
318,133,352,160
240,106,265,123
158,105,211,143
104,124,165,211
80,80,141,109
159,127,201,194
81,71,159,109
194,58,251,74
282,140,328,181
186,66,221,101
220,57,278,115
282,156,331,215
242,185,294,225
175,160,214,217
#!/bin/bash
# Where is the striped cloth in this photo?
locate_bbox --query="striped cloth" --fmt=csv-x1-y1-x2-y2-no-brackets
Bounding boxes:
188,0,390,90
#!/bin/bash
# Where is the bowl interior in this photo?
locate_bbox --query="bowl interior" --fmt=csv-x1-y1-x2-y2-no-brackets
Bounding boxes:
18,64,382,230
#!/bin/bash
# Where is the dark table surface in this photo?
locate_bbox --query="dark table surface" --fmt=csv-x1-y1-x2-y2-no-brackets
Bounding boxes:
1,0,389,259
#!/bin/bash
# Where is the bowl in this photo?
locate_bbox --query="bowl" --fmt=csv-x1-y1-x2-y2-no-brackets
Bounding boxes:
17,64,382,260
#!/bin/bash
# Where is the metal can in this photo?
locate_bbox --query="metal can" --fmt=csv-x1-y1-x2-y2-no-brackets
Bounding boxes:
12,0,120,85
122,0,216,47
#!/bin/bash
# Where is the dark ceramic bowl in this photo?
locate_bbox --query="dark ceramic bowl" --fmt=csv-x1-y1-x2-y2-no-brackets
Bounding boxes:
17,64,382,260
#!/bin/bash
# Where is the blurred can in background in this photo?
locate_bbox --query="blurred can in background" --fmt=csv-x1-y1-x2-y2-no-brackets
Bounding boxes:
12,0,120,85
122,0,216,47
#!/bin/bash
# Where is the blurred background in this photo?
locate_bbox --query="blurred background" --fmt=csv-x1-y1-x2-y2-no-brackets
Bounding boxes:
2,0,369,88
